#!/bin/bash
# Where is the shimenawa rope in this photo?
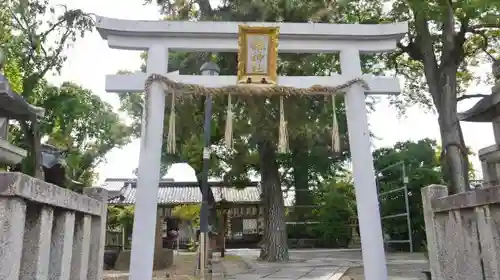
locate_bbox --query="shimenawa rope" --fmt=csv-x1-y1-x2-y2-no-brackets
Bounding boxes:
143,74,369,153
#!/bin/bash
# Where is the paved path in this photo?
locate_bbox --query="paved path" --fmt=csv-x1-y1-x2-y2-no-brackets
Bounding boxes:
224,267,347,280
221,249,355,280
223,257,347,280
220,249,427,280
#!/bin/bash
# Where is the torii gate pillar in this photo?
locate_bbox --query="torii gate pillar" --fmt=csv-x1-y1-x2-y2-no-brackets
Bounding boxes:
128,45,168,280
341,48,387,278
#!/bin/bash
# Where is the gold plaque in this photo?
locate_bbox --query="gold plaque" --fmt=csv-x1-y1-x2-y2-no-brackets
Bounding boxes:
237,25,279,85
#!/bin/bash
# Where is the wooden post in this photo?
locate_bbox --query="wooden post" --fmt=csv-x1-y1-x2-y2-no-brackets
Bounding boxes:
221,211,227,257
199,232,206,278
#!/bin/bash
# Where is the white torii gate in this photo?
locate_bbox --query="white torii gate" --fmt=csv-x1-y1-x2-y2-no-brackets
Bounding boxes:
96,16,408,280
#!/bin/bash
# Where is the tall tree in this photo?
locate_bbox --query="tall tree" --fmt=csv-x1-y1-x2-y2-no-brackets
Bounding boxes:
41,82,132,186
2,1,131,186
383,0,500,193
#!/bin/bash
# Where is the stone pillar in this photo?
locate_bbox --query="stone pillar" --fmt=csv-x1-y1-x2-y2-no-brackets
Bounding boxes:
20,205,54,279
83,187,108,280
70,214,92,280
153,210,173,270
490,61,500,185
492,116,500,145
340,48,387,280
129,44,169,280
49,211,76,280
494,164,500,187
421,185,448,280
0,197,27,280
481,161,495,187
154,210,163,252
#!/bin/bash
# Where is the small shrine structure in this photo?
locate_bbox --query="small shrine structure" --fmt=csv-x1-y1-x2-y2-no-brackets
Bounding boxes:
458,59,500,186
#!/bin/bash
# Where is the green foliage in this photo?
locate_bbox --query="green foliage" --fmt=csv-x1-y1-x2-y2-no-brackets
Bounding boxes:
384,0,500,111
3,0,94,97
0,3,22,93
374,139,444,251
108,205,135,229
381,0,499,192
307,180,356,248
123,0,389,182
1,1,131,185
2,55,23,93
172,204,201,252
172,204,201,229
107,206,135,248
42,82,132,186
6,81,132,186
287,180,356,247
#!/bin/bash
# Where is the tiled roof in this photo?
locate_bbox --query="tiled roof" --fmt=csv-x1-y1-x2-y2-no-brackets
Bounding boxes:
104,179,295,206
112,185,262,205
102,180,130,191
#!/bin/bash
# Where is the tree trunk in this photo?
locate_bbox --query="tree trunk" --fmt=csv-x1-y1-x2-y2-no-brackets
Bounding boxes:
258,138,289,261
413,5,470,194
431,67,470,194
290,137,312,221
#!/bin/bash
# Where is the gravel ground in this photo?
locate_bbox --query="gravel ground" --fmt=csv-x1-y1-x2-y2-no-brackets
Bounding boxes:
103,253,250,280
104,254,198,280
341,263,429,280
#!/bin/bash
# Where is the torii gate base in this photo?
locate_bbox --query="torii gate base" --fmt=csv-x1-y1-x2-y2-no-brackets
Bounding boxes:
96,16,408,280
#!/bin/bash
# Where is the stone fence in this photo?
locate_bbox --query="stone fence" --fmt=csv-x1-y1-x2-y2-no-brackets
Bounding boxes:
0,172,108,280
422,184,500,280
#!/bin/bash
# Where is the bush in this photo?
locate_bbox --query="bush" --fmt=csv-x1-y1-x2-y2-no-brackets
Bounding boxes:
172,204,201,252
379,167,443,251
307,181,356,248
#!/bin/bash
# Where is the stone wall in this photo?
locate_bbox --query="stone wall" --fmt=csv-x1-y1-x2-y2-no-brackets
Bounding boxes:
0,172,108,280
422,184,500,280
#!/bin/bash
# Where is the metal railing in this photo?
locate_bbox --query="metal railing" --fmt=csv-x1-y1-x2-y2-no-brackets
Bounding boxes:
376,161,413,252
